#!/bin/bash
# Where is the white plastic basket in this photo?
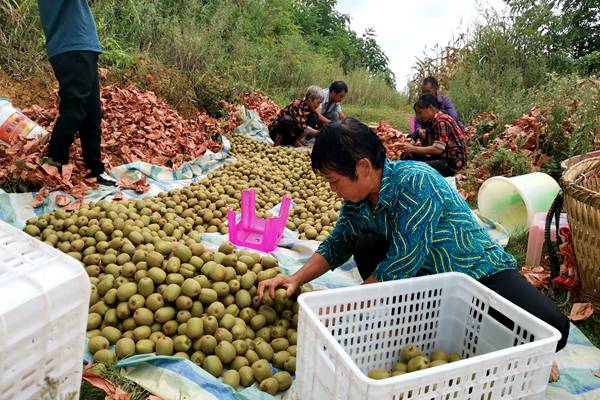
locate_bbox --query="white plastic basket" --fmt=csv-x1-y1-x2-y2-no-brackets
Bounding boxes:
297,272,560,400
0,221,90,400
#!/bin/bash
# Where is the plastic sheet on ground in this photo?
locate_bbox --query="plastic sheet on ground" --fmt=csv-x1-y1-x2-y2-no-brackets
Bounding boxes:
233,105,273,144
11,120,591,398
0,137,233,228
548,324,600,399
117,355,280,400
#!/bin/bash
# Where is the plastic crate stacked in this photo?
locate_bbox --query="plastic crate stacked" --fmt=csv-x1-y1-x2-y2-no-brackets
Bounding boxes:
0,221,89,400
297,272,560,400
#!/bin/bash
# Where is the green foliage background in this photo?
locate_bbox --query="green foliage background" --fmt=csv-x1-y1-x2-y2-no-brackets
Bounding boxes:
0,0,404,116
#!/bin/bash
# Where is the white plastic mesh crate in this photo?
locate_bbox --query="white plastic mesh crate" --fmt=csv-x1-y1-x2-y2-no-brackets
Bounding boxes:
0,221,90,400
297,272,560,400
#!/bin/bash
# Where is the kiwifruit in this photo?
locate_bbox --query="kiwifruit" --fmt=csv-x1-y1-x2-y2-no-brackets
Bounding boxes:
368,369,390,379
115,338,135,359
89,336,110,353
239,366,255,387
93,349,116,364
252,359,273,382
259,377,279,395
274,371,293,391
202,355,223,377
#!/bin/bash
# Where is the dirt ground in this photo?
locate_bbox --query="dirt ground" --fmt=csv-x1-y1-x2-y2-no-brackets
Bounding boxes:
0,68,54,108
0,64,200,119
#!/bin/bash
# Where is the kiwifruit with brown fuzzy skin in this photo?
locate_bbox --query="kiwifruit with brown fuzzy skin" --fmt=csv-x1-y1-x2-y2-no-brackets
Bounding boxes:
202,355,223,377
368,369,390,379
239,366,255,387
93,349,116,364
230,355,250,371
223,370,240,388
259,377,279,395
89,336,110,353
274,371,293,391
252,359,273,382
115,338,135,359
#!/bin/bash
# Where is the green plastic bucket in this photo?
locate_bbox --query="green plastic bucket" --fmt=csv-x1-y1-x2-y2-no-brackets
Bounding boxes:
477,172,560,234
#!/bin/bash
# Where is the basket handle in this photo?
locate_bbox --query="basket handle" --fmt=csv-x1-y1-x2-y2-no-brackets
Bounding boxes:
545,193,563,279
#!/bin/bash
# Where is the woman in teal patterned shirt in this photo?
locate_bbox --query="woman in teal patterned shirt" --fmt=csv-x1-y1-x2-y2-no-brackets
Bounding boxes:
258,119,569,356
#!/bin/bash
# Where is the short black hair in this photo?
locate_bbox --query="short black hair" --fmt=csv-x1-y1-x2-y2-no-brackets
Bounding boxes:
311,118,386,180
422,76,439,88
413,94,441,112
329,80,348,94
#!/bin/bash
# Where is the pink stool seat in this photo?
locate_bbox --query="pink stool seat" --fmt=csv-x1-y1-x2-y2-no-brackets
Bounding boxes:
227,189,291,252
525,212,569,267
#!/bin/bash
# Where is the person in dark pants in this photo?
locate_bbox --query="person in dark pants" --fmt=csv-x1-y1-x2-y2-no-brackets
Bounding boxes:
400,94,467,177
258,119,568,381
37,0,114,186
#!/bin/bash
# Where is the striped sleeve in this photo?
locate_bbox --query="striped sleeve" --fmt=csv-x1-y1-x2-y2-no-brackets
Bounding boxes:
373,174,443,280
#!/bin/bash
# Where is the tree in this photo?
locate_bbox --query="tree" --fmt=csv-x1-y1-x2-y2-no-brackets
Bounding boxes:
560,0,600,58
360,29,396,87
505,0,600,59
291,0,396,87
292,0,363,71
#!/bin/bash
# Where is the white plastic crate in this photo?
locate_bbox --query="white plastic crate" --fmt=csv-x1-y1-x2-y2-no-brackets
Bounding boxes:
0,221,90,400
297,272,560,400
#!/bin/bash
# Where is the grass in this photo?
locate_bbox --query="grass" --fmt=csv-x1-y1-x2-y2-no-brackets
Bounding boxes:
1,0,404,117
343,104,413,131
269,92,413,131
79,381,105,400
79,363,150,400
505,230,529,268
94,0,404,115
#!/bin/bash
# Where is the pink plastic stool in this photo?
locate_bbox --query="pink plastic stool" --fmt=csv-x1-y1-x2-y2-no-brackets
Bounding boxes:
525,212,569,267
227,189,291,252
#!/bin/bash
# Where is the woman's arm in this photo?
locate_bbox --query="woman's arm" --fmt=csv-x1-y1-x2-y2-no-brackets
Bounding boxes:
257,253,330,298
398,142,444,156
258,206,360,296
317,112,331,125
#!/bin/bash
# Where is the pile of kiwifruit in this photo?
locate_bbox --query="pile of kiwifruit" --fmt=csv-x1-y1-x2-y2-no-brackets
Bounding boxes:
19,134,352,394
23,200,297,395
228,135,341,240
368,344,463,380
85,240,296,395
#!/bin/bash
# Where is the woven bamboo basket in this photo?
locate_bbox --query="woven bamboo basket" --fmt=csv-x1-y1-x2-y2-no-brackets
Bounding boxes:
561,156,600,308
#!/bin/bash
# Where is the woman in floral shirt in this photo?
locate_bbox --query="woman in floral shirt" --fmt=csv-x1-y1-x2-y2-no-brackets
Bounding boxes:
400,94,467,177
268,86,323,147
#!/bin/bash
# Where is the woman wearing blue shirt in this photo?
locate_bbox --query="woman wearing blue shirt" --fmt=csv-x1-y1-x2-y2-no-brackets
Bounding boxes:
258,119,569,363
